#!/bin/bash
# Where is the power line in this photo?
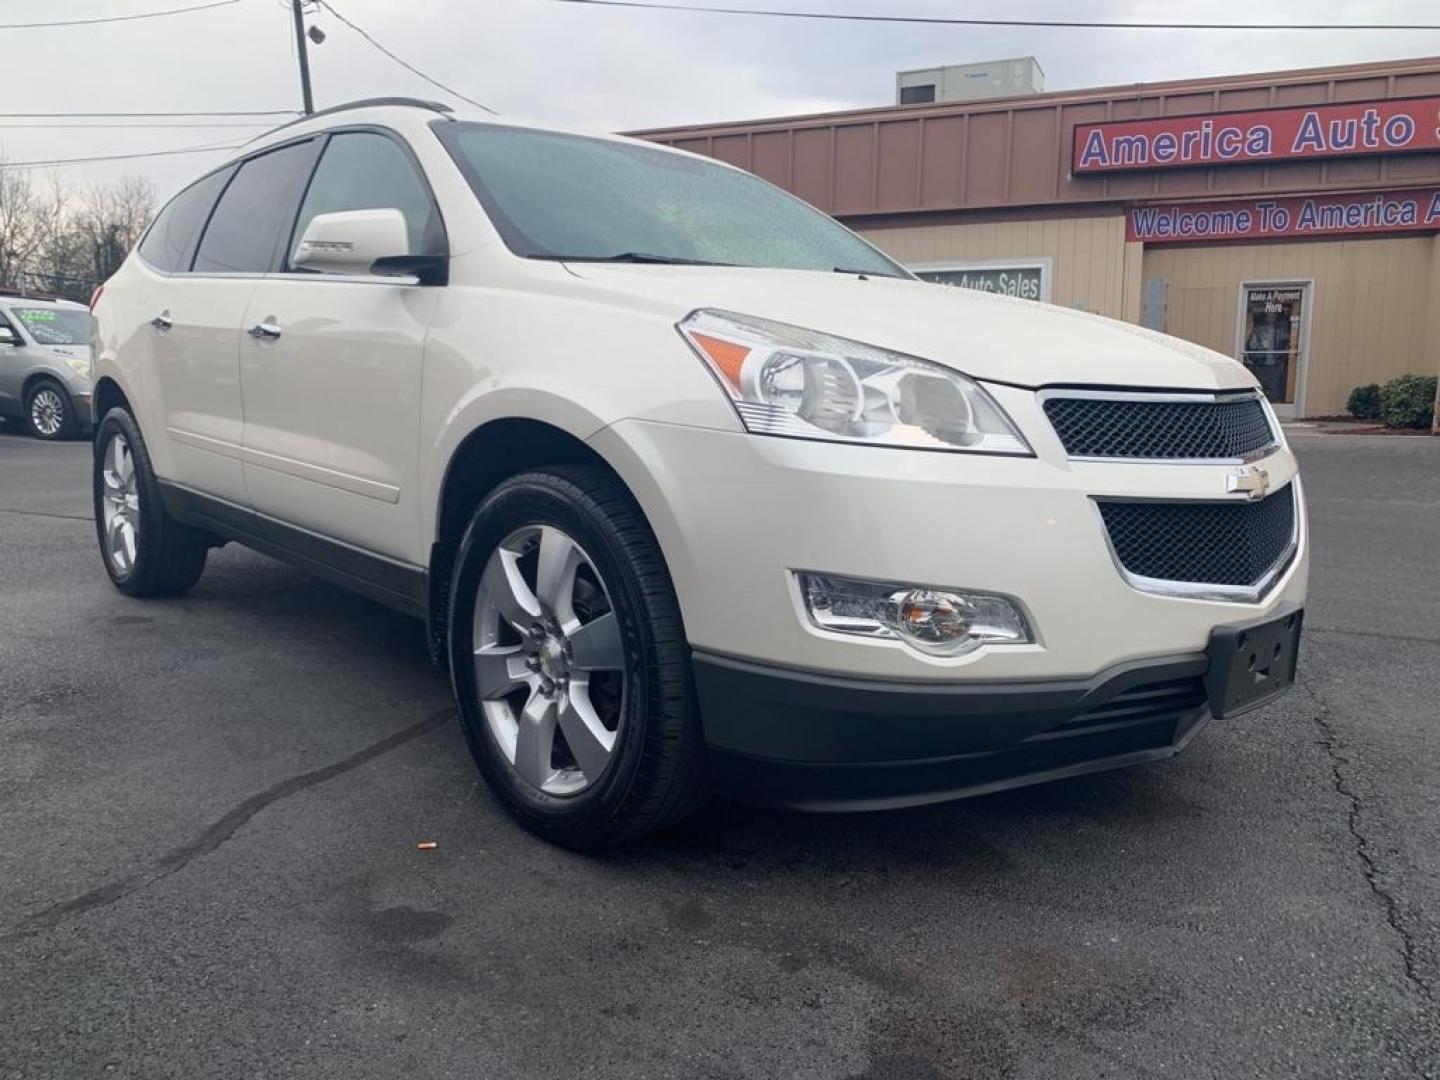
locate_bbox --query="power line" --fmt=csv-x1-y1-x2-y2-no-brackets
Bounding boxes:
316,0,497,114
0,0,241,30
0,111,301,119
0,122,279,130
551,0,1440,31
0,142,241,170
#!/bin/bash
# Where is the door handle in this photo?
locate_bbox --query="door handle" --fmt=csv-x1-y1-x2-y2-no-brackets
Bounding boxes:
150,311,172,332
247,321,282,341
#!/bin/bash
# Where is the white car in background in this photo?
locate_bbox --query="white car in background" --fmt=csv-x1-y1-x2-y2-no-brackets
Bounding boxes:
0,291,93,440
89,98,1307,847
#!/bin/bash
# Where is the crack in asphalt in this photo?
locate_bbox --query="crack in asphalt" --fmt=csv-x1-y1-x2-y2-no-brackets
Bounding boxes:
0,706,454,943
0,506,90,523
1298,668,1433,1006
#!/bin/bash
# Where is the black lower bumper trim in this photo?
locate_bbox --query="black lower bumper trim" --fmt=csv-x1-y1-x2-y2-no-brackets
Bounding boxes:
693,651,1213,810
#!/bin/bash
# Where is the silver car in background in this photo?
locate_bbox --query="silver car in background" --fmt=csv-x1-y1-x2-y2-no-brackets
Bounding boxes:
0,291,94,440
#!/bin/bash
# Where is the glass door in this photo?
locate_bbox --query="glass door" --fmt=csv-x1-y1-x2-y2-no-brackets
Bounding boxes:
1237,282,1309,418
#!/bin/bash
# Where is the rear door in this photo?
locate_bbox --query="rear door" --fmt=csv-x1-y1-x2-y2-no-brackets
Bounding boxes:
238,129,445,564
136,140,319,503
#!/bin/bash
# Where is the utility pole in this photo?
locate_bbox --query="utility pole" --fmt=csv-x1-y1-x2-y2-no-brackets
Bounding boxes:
291,0,315,115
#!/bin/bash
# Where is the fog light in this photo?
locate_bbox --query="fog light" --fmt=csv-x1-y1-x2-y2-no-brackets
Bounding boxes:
798,572,1032,657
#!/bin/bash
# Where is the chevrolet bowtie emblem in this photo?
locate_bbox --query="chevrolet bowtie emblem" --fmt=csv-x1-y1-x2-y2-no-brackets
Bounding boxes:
1226,465,1270,500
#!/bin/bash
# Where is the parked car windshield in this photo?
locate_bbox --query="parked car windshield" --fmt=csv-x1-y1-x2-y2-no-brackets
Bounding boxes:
8,307,92,346
437,122,908,278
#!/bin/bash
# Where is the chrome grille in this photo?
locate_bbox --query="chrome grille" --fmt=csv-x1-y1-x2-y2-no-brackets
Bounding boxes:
1043,391,1276,460
1096,484,1297,589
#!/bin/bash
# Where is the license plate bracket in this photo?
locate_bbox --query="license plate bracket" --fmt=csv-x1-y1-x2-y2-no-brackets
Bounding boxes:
1205,605,1304,718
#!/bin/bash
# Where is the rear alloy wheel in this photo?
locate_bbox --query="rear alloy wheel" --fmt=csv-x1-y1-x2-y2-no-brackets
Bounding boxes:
27,381,75,440
92,407,210,597
450,465,706,848
99,430,141,576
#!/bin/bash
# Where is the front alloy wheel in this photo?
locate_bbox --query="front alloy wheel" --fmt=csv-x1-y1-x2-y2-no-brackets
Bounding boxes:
27,382,72,440
449,465,706,848
474,525,627,796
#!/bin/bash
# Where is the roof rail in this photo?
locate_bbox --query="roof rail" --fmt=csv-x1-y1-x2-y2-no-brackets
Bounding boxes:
246,97,455,144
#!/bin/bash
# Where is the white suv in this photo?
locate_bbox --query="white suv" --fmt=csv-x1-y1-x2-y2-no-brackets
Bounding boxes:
91,98,1307,846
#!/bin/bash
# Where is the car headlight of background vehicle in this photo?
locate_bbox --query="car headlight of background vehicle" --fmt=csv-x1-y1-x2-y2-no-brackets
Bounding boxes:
62,355,92,380
679,309,1030,454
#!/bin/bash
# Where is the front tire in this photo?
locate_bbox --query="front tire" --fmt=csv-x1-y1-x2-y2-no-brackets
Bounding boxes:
93,407,209,597
26,379,76,440
449,465,706,848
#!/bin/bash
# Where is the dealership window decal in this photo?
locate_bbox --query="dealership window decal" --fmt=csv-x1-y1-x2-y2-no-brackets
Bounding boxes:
910,259,1051,302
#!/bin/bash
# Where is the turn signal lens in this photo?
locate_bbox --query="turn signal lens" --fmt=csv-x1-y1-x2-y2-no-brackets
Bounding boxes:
798,572,1032,657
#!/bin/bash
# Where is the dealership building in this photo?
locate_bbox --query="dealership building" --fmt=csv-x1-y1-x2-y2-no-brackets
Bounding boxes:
636,56,1440,418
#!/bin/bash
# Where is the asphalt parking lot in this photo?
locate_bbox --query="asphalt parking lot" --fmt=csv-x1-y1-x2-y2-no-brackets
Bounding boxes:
1,427,1436,1079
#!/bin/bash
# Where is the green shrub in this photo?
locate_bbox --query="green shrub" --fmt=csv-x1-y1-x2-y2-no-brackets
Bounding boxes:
1379,374,1438,430
1345,383,1383,420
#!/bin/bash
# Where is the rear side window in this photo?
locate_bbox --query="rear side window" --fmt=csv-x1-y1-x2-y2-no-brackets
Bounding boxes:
194,140,319,274
138,167,232,273
288,131,441,264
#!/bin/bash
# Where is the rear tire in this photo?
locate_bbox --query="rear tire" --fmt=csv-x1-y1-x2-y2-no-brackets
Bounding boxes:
93,407,209,597
26,379,76,440
448,465,706,848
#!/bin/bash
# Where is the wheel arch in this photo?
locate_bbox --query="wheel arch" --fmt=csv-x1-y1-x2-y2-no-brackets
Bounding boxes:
427,417,656,664
92,375,131,427
22,370,71,404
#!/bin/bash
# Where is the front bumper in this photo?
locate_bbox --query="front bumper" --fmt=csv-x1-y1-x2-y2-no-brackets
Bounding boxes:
589,393,1309,807
590,393,1309,684
695,649,1214,810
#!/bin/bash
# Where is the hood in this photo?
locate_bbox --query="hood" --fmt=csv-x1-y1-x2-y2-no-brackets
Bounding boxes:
562,264,1256,391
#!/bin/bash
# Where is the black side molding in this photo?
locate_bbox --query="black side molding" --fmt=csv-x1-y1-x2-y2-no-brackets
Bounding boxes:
158,481,428,618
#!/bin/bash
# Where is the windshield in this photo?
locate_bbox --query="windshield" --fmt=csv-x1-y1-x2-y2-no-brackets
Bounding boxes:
9,307,92,346
435,122,907,278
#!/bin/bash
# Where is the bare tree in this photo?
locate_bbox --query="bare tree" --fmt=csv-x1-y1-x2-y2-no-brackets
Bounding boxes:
0,168,155,300
70,175,156,287
0,160,46,290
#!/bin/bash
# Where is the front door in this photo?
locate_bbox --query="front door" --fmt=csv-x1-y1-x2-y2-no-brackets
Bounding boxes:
1237,282,1310,418
238,279,436,563
238,127,446,566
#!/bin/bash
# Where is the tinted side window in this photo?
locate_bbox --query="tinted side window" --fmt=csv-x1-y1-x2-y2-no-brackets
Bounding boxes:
194,140,318,274
137,167,233,273
289,132,440,264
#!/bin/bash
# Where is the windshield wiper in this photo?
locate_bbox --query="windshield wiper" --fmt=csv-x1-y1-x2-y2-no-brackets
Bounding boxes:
546,252,735,267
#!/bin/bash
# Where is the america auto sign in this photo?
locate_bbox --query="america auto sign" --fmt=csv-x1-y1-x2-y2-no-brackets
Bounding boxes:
1126,188,1440,243
1073,96,1440,174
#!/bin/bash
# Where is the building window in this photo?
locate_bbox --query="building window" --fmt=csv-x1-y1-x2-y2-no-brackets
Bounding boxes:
900,84,937,105
909,259,1051,302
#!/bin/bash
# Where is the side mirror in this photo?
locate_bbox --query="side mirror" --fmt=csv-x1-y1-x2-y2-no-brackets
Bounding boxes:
291,208,417,279
0,325,20,347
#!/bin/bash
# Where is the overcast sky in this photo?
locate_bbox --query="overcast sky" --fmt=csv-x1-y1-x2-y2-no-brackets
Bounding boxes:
4,0,1440,203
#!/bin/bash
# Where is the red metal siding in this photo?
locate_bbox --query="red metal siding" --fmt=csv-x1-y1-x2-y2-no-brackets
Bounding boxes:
634,56,1440,218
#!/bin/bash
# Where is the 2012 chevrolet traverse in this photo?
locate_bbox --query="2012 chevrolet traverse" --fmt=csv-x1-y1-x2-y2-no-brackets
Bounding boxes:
90,99,1306,846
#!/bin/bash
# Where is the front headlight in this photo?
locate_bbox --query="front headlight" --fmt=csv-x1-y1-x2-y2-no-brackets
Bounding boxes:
679,309,1030,454
63,355,92,380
